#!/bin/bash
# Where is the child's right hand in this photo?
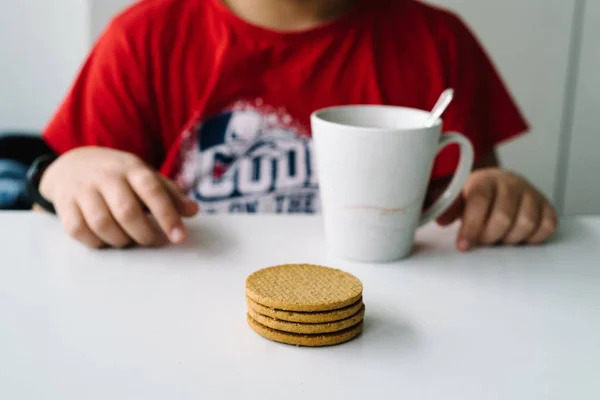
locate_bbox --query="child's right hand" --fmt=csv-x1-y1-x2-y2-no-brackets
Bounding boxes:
39,147,199,249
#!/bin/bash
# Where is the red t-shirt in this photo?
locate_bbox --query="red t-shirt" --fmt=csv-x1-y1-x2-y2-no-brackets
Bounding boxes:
43,0,528,213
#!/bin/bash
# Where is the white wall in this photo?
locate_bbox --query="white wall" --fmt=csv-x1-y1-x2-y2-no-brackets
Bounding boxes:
564,0,600,215
427,0,576,203
0,0,90,132
0,0,131,132
90,0,132,41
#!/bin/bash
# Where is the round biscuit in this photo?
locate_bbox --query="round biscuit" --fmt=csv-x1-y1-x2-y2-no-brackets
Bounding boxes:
246,297,364,323
248,304,365,334
247,314,363,347
245,264,363,312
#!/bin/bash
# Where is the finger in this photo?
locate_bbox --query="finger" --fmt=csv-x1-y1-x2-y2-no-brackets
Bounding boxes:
479,181,519,245
158,176,199,217
77,189,131,248
127,169,186,243
527,202,558,244
55,200,104,249
457,179,494,251
100,178,157,246
436,196,465,226
503,191,541,245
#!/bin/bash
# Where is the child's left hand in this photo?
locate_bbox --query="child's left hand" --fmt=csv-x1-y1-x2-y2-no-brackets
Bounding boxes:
436,168,558,251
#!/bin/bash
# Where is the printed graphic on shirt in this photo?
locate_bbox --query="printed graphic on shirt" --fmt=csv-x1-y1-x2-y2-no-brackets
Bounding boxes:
177,100,319,214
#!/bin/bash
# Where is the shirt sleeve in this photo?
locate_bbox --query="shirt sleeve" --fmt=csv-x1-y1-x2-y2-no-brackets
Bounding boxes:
431,13,530,179
42,19,161,165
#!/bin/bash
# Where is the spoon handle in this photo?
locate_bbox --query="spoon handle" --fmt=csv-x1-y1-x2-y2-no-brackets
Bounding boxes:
425,88,454,127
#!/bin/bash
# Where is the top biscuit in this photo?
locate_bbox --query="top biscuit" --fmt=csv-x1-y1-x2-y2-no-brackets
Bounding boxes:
245,264,363,312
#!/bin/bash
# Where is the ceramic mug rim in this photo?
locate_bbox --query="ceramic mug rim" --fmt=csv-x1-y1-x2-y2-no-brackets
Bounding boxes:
311,104,442,134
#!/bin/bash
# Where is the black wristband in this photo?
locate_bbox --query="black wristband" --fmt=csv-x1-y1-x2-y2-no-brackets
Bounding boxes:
26,154,58,214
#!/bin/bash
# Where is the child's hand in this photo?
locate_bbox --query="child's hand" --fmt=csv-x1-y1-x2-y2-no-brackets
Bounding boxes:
39,147,199,249
436,168,558,251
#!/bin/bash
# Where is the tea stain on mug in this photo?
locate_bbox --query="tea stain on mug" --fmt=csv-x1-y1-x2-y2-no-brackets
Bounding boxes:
344,205,408,216
345,198,420,216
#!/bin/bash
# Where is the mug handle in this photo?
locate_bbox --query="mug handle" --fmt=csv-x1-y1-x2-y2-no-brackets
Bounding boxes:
419,132,474,227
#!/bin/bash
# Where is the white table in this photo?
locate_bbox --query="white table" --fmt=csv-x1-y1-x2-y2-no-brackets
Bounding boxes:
1,212,599,400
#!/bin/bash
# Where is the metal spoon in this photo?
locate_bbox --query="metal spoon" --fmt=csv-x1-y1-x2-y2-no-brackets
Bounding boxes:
425,88,454,127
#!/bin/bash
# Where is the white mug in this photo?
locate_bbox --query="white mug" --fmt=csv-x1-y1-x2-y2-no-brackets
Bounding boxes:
311,105,474,262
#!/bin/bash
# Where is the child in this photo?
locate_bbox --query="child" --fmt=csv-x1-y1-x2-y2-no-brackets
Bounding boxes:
35,0,557,250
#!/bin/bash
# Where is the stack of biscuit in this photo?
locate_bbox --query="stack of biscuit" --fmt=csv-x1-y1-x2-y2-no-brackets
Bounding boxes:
245,264,365,347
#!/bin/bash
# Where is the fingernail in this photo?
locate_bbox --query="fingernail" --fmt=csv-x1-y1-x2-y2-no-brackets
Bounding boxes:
170,227,185,243
458,238,471,252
